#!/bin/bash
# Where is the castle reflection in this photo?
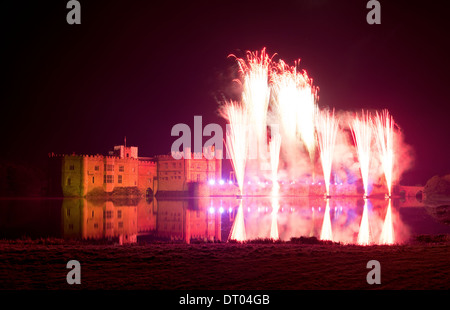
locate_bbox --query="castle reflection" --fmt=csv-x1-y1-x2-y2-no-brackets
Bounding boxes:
1,195,446,242
61,197,414,245
62,198,231,244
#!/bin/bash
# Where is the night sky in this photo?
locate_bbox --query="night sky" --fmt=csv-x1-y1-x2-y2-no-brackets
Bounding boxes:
3,0,450,185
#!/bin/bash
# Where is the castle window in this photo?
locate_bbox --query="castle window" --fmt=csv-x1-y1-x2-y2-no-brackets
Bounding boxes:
92,177,95,183
94,223,98,229
118,222,123,228
119,166,124,172
69,165,74,170
94,166,99,171
105,210,113,219
104,175,114,184
104,164,114,172
118,175,123,184
67,178,71,186
117,210,122,219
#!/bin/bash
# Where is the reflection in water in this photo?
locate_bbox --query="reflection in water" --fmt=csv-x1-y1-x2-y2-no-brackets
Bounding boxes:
2,196,449,244
62,199,139,244
269,196,280,240
62,198,223,244
229,200,246,241
320,199,333,241
380,199,394,245
58,197,411,244
357,199,371,245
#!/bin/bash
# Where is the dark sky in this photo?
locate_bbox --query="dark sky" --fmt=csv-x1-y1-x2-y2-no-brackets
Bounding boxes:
3,0,450,185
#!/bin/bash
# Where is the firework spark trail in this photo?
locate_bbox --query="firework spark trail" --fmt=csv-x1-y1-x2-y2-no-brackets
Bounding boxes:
295,69,317,170
269,133,281,240
374,109,395,197
380,199,394,244
269,132,282,196
233,48,273,161
320,199,333,241
229,200,246,242
315,109,339,196
271,60,302,148
357,199,371,245
219,101,248,195
350,110,373,197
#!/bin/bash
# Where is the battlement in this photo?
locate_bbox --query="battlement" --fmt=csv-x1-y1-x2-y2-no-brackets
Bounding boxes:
49,153,114,160
48,153,158,164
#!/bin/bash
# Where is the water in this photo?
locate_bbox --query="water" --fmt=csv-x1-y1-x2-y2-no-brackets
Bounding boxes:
0,197,448,244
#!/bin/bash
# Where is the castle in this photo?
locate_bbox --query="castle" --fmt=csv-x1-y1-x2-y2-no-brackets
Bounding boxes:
48,144,222,198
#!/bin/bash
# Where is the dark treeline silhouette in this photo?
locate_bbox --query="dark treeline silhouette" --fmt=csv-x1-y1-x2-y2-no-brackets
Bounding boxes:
424,174,450,200
0,160,46,197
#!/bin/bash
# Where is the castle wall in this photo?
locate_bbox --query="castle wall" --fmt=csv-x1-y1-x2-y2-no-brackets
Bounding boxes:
156,149,222,194
138,161,157,195
157,156,187,192
50,152,157,197
61,156,85,197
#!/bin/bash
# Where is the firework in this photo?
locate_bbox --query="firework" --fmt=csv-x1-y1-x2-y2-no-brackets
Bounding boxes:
295,68,317,172
269,132,282,196
232,48,274,161
219,101,248,195
271,60,301,147
315,108,339,196
373,109,395,197
350,110,373,197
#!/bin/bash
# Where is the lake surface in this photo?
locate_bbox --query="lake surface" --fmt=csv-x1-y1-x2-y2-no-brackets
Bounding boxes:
0,196,449,244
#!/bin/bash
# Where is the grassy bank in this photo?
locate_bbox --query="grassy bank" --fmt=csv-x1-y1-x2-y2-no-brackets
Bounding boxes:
1,235,449,290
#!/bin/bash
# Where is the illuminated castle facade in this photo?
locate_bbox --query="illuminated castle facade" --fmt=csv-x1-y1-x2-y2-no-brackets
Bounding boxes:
48,145,223,197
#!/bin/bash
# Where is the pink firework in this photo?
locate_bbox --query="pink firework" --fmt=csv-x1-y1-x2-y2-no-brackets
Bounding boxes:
373,109,395,197
315,108,339,197
350,110,373,197
232,48,274,160
269,132,282,197
219,101,248,195
271,60,302,147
